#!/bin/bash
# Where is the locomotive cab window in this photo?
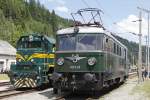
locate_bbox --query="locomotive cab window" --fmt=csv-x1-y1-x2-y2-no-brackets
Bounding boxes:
77,34,97,50
17,41,42,49
58,35,75,51
57,33,103,51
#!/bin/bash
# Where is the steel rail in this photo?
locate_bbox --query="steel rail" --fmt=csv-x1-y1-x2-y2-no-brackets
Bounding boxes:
0,82,11,87
0,89,36,99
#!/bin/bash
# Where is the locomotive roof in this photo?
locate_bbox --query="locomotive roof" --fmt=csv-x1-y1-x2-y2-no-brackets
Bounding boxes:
44,36,56,44
57,26,127,49
57,26,105,34
19,34,55,44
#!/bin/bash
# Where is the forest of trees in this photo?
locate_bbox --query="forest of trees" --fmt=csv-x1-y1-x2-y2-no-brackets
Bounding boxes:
0,0,72,46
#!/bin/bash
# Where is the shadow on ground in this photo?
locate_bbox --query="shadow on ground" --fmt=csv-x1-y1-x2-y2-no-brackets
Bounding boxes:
38,83,124,100
38,88,58,99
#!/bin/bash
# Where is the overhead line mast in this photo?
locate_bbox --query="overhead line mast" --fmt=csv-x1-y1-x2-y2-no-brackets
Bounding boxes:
137,7,150,78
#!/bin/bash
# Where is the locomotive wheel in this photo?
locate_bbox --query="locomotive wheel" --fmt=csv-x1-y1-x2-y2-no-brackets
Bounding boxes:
37,84,47,90
53,88,62,95
53,88,58,94
58,88,62,95
48,79,53,87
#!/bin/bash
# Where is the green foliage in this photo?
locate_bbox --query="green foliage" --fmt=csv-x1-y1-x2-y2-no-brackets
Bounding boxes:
0,74,10,80
51,10,58,36
132,80,150,98
0,0,72,47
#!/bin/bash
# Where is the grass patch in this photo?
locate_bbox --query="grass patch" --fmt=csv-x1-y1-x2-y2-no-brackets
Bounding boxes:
132,80,150,98
0,74,10,80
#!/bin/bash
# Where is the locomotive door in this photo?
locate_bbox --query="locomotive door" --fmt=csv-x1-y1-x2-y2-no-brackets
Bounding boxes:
104,36,108,71
104,36,113,76
43,41,48,78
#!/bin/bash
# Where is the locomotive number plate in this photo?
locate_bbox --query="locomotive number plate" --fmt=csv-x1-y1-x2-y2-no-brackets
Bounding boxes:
70,65,80,69
24,66,30,70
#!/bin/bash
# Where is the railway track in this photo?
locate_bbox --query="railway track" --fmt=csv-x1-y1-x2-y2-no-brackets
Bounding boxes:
53,93,70,100
54,96,65,100
0,89,36,99
128,72,137,79
0,82,11,87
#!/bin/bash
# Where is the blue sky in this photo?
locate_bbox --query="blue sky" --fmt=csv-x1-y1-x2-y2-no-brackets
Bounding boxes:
39,0,150,43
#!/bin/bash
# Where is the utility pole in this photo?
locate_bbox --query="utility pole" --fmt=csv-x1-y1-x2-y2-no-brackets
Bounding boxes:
138,10,143,83
148,13,150,77
133,53,135,66
137,7,150,78
145,36,148,71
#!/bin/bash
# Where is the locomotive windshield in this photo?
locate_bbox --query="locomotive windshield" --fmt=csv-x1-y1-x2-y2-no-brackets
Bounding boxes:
58,33,102,51
18,41,42,49
58,35,75,51
77,35,96,50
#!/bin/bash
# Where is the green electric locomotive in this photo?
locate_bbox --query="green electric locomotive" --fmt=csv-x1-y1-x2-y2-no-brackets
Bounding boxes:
10,34,55,88
52,8,128,94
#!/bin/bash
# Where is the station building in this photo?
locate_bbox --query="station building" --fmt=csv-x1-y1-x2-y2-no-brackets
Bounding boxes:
0,40,16,73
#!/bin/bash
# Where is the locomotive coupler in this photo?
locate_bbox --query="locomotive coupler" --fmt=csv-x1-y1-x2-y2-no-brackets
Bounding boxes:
71,74,77,91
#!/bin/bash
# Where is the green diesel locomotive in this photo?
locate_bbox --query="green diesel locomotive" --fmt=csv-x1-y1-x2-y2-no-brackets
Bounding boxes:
52,8,128,94
10,34,55,88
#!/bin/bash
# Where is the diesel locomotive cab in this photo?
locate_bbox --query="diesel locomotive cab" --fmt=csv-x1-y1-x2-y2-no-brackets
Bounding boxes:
10,34,55,88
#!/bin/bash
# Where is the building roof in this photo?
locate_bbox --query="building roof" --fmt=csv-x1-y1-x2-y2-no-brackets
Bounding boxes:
0,40,16,56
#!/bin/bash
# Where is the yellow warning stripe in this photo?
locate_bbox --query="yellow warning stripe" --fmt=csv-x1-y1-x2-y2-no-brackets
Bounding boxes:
14,78,37,88
48,64,55,67
28,53,55,61
16,53,55,61
16,54,25,61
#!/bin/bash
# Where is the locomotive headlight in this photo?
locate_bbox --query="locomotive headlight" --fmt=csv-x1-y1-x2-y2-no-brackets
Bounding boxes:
37,76,40,79
57,57,64,65
31,59,34,62
18,58,22,62
88,57,96,66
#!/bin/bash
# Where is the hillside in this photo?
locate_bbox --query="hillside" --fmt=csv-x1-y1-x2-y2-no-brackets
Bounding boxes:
0,0,73,46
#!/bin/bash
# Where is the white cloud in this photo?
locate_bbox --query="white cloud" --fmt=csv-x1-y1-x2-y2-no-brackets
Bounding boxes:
116,14,148,36
56,6,69,13
46,0,68,13
114,14,148,43
47,0,54,2
47,0,65,5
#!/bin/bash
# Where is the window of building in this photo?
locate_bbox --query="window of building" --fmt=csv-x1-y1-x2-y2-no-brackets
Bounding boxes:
120,47,122,56
117,45,119,55
114,43,116,53
0,61,4,73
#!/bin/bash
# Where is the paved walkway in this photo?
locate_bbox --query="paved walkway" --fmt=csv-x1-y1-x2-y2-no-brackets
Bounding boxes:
101,77,149,100
0,80,10,82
